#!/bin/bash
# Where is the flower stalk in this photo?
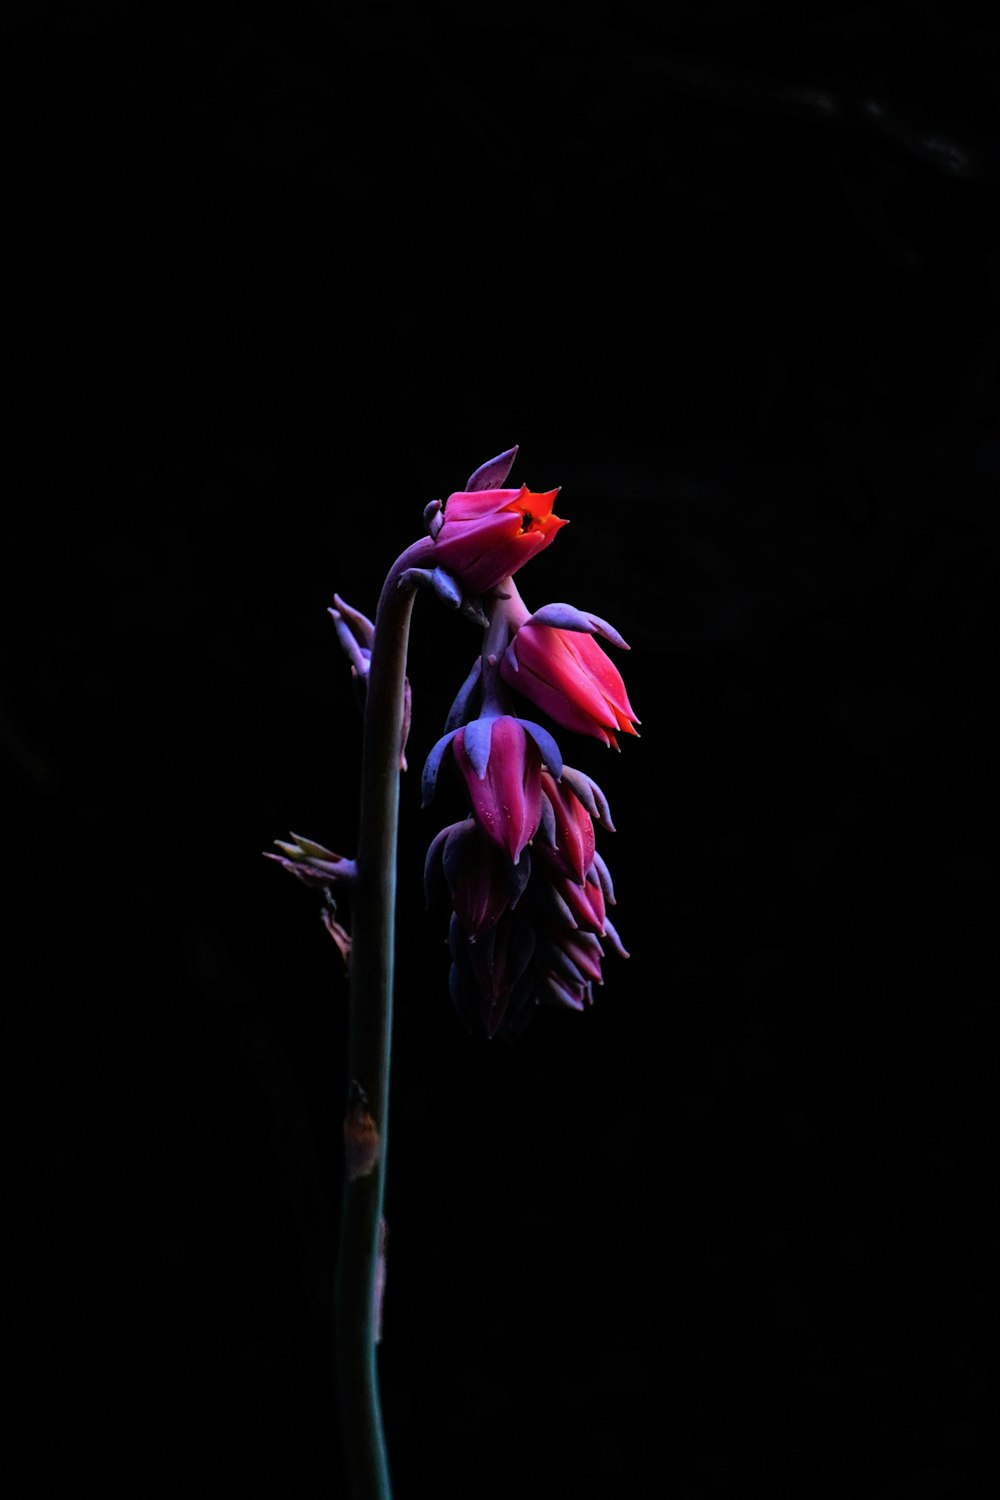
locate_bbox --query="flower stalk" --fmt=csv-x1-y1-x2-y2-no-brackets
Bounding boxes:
336,536,433,1500
268,447,638,1497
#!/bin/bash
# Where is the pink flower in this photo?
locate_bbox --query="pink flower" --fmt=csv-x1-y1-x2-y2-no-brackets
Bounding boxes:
501,614,639,749
431,485,567,596
422,713,563,865
423,818,530,938
538,769,595,884
548,861,607,935
453,716,544,863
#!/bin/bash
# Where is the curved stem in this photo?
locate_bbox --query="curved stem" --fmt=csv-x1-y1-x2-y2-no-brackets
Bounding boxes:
336,536,435,1500
479,575,521,717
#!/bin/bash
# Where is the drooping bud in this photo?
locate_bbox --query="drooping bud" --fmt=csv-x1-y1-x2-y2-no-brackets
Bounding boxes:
538,770,595,883
501,618,638,749
440,818,529,936
453,717,543,863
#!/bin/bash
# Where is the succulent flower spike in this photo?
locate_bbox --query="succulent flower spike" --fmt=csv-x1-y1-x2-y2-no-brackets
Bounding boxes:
271,447,641,1496
280,448,635,1042
501,615,639,748
431,485,567,596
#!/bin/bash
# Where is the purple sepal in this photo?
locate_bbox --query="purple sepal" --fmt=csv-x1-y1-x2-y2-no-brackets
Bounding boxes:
541,940,588,988
424,821,460,908
331,593,374,649
540,969,587,1011
421,729,457,807
329,606,371,680
602,917,630,960
538,791,558,848
590,850,616,905
330,593,411,767
444,656,483,732
560,765,615,831
518,719,563,778
527,602,630,650
465,445,519,492
431,567,462,607
398,566,462,610
461,716,494,779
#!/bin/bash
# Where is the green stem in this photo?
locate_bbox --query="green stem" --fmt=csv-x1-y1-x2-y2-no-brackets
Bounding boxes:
336,536,435,1500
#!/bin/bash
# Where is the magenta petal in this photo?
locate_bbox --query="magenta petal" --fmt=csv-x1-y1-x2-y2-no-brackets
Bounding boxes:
441,487,522,524
455,716,542,862
487,718,542,861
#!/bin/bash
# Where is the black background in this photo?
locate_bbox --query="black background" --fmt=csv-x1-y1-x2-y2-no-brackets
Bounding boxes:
9,3,998,1497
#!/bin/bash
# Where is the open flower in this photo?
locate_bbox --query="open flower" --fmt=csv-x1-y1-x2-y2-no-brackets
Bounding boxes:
432,485,567,596
501,611,639,748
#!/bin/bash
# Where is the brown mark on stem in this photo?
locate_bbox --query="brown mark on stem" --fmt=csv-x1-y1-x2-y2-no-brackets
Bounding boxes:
344,1081,380,1181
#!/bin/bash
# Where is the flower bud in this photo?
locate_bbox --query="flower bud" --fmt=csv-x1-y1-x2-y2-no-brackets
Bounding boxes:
501,619,638,748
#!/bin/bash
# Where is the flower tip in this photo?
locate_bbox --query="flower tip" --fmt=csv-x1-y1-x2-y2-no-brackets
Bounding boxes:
465,445,520,492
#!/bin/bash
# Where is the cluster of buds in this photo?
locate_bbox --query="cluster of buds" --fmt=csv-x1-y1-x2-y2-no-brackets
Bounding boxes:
270,446,639,1040
419,448,638,1037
